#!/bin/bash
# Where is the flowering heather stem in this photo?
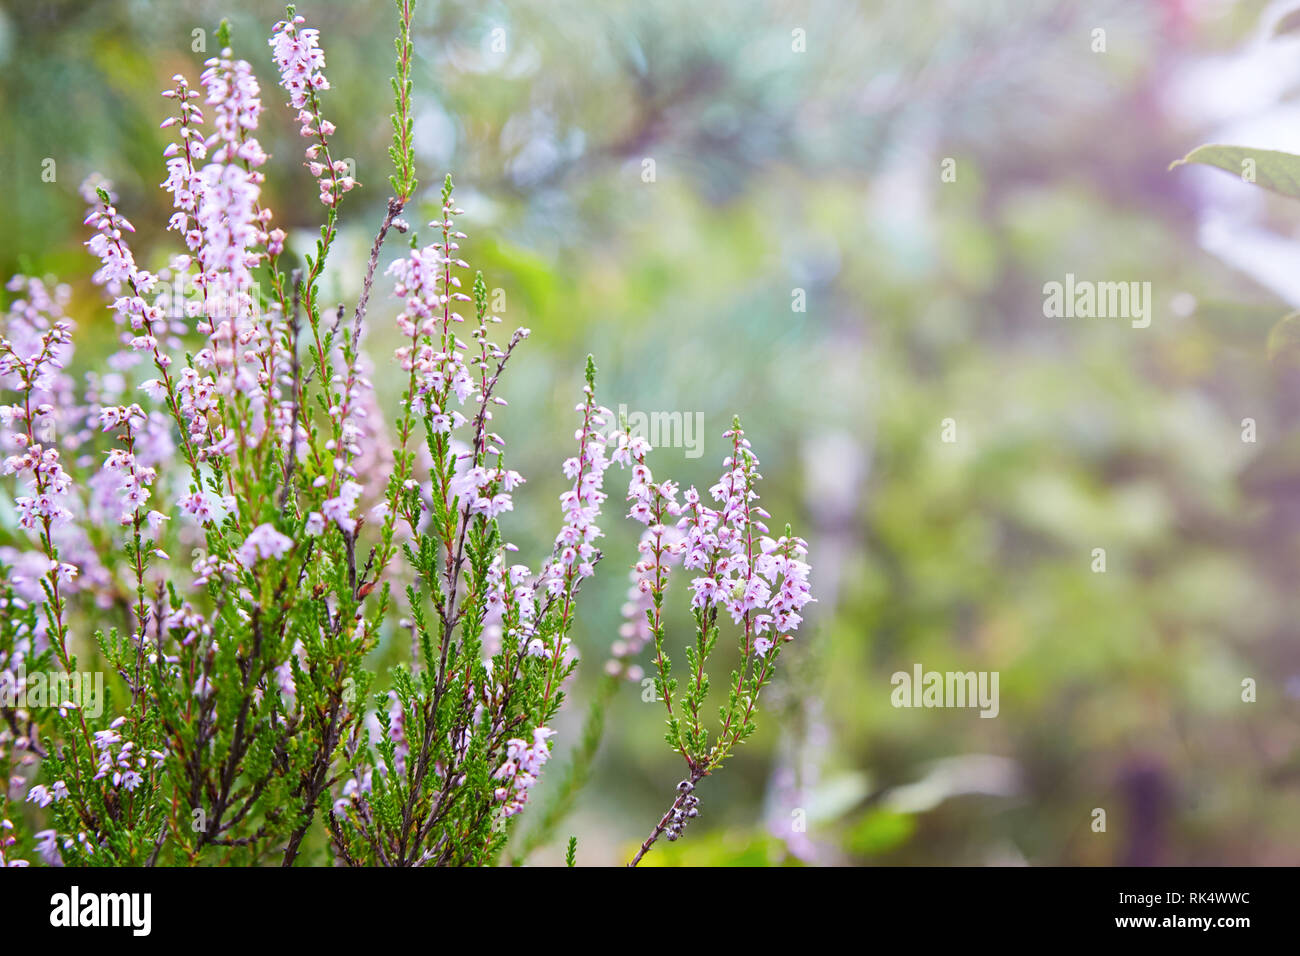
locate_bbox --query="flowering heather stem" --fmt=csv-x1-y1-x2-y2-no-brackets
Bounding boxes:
0,4,807,868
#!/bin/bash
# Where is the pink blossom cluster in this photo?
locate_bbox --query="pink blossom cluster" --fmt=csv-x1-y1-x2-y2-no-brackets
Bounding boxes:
268,15,328,110
0,277,75,393
492,726,555,817
192,52,269,391
97,403,160,525
4,441,74,533
0,279,115,611
180,488,234,525
481,555,539,656
126,42,286,483
546,400,616,590
451,465,524,520
0,310,76,534
320,479,364,534
23,780,68,808
88,718,165,792
385,691,410,776
387,201,476,425
610,434,688,677
84,203,164,354
678,427,814,653
237,523,294,566
0,6,814,865
269,13,355,205
200,52,267,168
161,75,208,250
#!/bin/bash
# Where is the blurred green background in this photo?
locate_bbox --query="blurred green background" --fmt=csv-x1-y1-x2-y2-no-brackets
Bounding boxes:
3,0,1300,865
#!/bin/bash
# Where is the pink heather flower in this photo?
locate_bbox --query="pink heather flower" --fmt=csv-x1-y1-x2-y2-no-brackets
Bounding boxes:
90,725,154,789
6,440,75,531
540,396,623,610
481,556,539,653
34,830,61,866
84,197,165,347
611,423,813,683
160,74,208,250
200,52,266,167
237,523,293,565
690,576,718,608
196,163,261,293
322,480,363,533
690,428,813,640
269,14,355,205
179,489,226,524
138,379,169,402
269,16,328,111
492,726,555,818
387,233,476,418
385,692,410,775
607,437,687,677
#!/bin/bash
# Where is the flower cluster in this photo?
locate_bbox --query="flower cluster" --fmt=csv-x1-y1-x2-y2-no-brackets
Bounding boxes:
0,3,810,870
269,12,355,205
84,201,163,353
678,426,814,641
610,432,684,678
268,14,328,110
97,404,158,525
387,194,476,424
24,780,68,809
161,74,208,250
237,523,293,566
87,718,165,793
662,779,700,842
626,422,814,865
492,726,555,818
544,398,615,593
0,304,76,537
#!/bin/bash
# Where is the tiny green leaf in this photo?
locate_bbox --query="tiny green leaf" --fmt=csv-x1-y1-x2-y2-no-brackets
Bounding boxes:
1170,143,1300,200
1266,311,1300,365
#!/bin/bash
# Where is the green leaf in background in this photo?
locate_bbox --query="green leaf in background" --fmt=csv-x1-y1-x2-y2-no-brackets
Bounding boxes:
1169,144,1300,200
847,809,917,858
1266,311,1300,366
629,831,801,867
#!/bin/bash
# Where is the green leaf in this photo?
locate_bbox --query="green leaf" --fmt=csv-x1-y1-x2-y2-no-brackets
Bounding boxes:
847,809,917,858
1266,311,1300,365
1169,144,1300,200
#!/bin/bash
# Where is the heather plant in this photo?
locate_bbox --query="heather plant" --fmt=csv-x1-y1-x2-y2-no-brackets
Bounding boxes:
0,1,811,868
